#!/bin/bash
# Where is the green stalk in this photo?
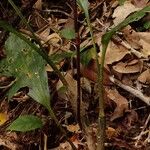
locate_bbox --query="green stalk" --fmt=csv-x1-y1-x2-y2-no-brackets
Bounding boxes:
78,0,106,149
87,13,105,150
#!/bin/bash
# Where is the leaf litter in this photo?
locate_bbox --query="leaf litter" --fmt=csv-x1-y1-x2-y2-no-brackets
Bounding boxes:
0,0,150,149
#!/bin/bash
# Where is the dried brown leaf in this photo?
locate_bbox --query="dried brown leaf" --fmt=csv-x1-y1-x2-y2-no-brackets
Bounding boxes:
131,0,149,7
106,89,129,121
66,124,80,133
106,127,117,139
34,0,42,10
112,1,140,26
112,60,143,73
85,125,97,150
105,41,129,64
138,32,150,57
57,73,86,116
138,69,150,84
122,26,141,50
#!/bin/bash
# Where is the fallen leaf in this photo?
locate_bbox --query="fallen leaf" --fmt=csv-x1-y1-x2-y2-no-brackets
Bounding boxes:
112,1,140,26
106,89,129,121
105,41,129,64
34,0,42,10
138,32,150,43
137,32,150,57
85,125,97,150
138,69,150,84
122,26,141,50
80,60,111,85
0,113,8,126
106,127,117,139
66,124,80,133
58,141,72,150
112,59,143,73
131,0,149,7
124,110,138,128
57,73,86,116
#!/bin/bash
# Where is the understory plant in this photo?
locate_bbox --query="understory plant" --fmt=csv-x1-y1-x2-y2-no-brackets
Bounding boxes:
0,0,150,149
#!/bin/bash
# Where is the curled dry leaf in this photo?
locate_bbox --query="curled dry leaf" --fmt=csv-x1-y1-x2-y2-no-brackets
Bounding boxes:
112,59,143,73
56,73,77,114
137,32,150,57
138,69,150,84
105,41,129,65
112,1,140,26
56,73,86,116
106,89,129,121
122,26,141,50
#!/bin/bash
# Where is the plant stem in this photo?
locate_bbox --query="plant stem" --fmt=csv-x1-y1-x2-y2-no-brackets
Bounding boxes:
86,10,105,150
73,0,82,130
90,28,105,150
78,0,106,148
48,108,77,150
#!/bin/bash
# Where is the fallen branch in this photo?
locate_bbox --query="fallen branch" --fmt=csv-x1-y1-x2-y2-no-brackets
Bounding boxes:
109,76,150,105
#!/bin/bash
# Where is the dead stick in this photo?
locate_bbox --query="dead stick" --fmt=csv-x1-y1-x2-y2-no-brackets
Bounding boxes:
109,76,150,105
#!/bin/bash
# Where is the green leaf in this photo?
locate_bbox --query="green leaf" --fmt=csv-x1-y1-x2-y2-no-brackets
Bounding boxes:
0,33,50,110
61,28,75,40
81,47,95,66
102,6,150,56
77,0,89,21
0,20,68,87
50,51,73,63
7,115,43,132
118,0,126,5
144,21,150,29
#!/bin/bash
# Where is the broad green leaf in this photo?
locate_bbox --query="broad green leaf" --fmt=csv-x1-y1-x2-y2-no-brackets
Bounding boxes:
0,33,50,110
0,20,67,87
61,28,75,40
7,115,43,132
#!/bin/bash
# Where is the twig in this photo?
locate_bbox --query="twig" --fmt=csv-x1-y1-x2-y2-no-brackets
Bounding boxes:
0,136,23,150
135,114,150,147
144,127,150,145
109,76,150,105
112,35,146,59
42,9,70,17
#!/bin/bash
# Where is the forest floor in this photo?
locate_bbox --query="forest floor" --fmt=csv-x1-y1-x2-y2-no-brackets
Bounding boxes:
0,0,150,150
